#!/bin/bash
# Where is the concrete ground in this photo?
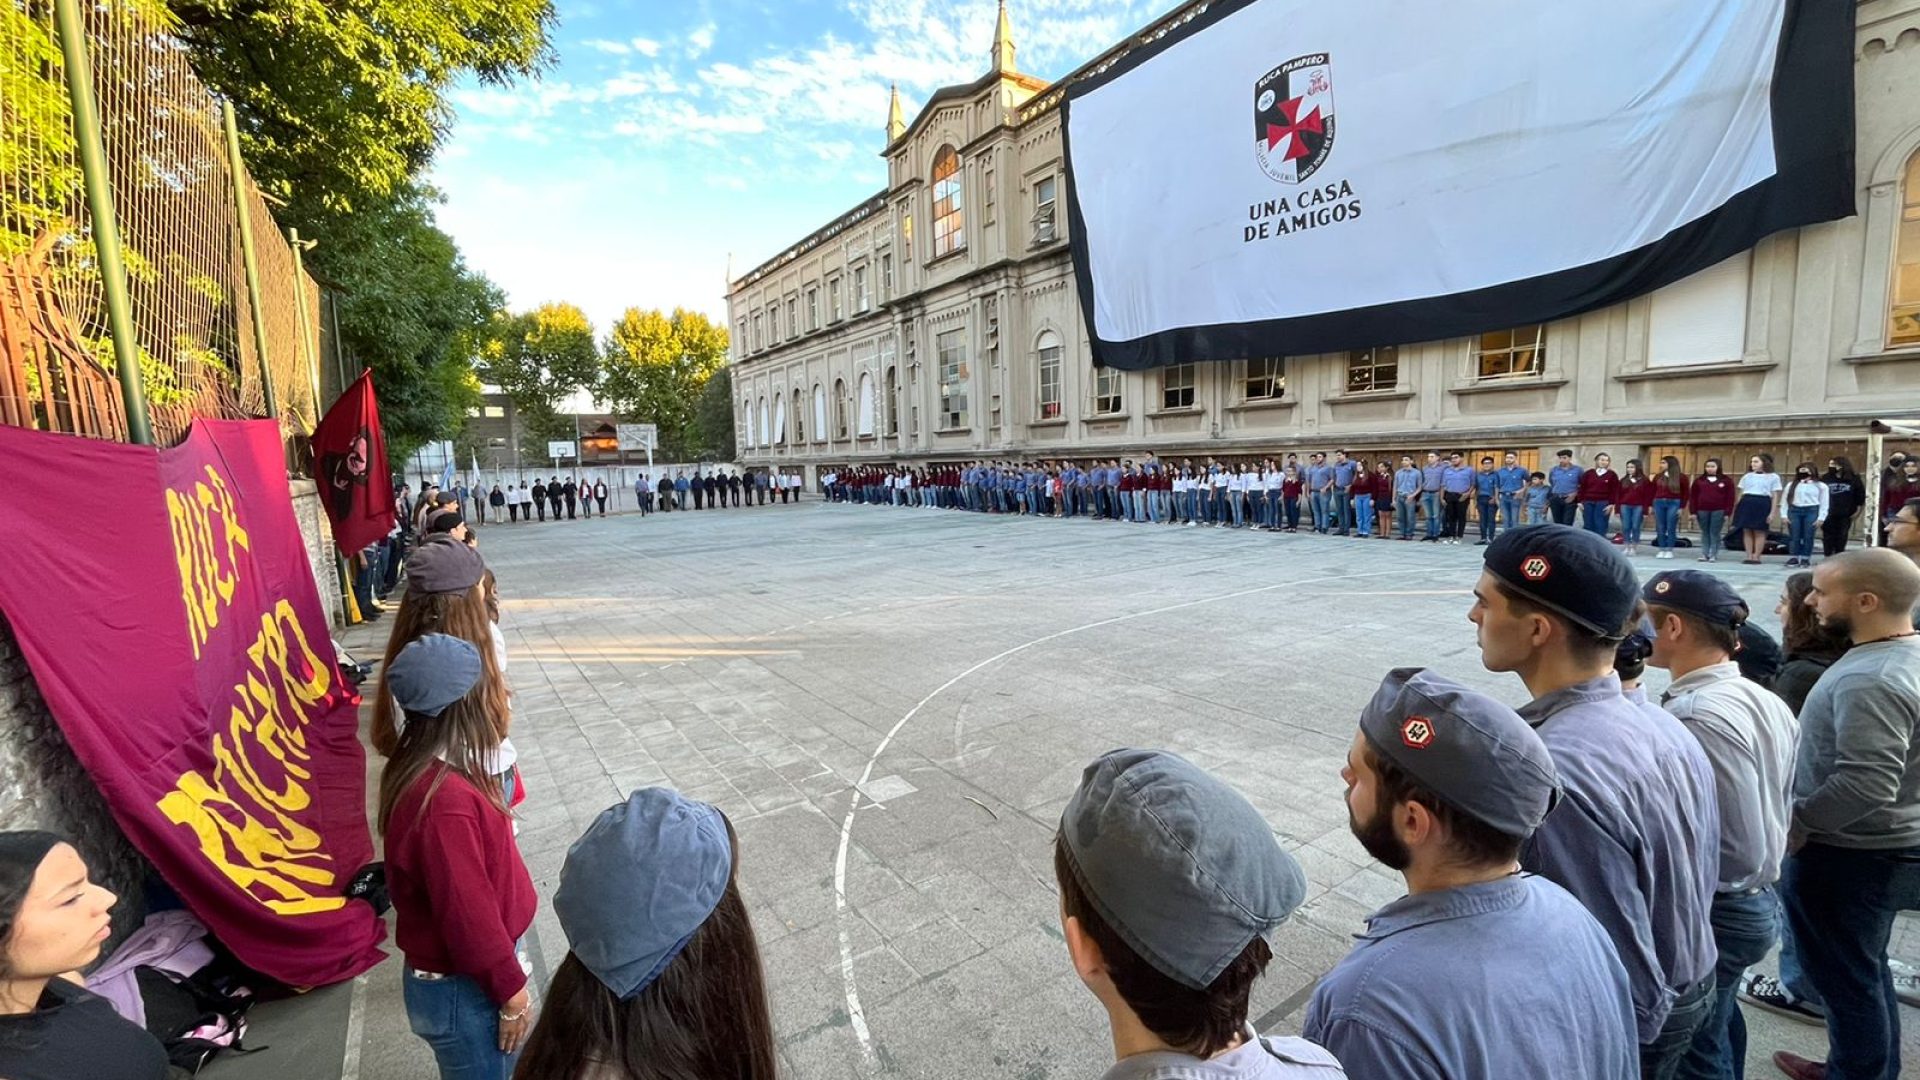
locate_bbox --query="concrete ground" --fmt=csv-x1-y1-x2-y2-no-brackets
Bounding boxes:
210,498,1915,1079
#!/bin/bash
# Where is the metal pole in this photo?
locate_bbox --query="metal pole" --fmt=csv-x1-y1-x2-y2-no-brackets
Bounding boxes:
287,228,322,426
53,0,152,445
222,100,278,421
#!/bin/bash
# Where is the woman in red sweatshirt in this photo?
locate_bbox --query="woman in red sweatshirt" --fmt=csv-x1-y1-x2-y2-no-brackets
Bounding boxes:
1574,452,1622,538
380,633,536,1079
1615,459,1656,557
1688,457,1737,562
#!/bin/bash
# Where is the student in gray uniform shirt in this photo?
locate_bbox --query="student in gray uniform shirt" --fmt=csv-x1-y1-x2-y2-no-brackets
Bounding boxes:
1770,550,1920,1080
1055,750,1346,1080
1640,571,1800,1080
1305,668,1637,1080
1468,526,1720,1080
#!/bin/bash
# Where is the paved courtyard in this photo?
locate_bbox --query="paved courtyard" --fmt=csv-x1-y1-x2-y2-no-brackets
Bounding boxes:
219,498,1913,1079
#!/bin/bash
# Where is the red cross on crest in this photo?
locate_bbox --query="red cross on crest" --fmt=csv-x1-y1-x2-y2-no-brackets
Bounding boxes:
1265,97,1325,162
1401,715,1435,749
1520,556,1552,582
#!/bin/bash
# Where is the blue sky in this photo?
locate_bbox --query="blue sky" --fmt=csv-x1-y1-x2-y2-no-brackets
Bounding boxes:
428,0,1170,338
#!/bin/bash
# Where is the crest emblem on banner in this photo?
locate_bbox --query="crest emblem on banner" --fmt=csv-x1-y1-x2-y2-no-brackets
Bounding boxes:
1254,53,1334,184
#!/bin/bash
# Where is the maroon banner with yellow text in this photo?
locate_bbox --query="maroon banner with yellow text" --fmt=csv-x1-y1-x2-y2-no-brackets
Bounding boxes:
0,419,385,986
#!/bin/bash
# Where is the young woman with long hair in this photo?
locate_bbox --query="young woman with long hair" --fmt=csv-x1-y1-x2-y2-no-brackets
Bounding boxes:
1651,456,1689,559
381,633,535,1079
1732,452,1782,564
1781,462,1829,568
372,538,511,759
0,833,168,1080
1820,456,1862,556
515,790,776,1080
1689,458,1735,562
1616,459,1654,557
1769,571,1851,716
1574,452,1620,537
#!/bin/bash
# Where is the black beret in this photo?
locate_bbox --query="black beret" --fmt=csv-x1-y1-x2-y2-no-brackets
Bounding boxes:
1483,525,1636,636
1643,570,1750,628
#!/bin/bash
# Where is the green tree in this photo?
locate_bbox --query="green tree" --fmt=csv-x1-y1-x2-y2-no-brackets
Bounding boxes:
597,308,729,459
172,0,555,215
318,185,499,462
686,365,736,460
477,302,600,456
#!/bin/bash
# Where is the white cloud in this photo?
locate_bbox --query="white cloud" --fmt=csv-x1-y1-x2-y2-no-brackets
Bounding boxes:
686,22,717,58
631,37,663,57
581,38,630,55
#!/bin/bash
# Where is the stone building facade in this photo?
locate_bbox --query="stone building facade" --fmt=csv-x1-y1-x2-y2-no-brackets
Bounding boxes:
727,1,1920,482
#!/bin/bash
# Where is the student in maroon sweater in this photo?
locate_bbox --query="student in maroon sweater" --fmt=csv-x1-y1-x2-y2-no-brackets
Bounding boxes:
1688,458,1737,562
1574,452,1622,537
380,633,536,1079
1615,459,1656,557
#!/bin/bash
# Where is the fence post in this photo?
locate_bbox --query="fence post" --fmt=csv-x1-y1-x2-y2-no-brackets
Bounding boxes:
52,0,152,446
287,228,320,429
221,101,277,422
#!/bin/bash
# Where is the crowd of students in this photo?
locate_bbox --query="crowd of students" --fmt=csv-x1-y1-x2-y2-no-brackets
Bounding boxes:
9,505,1920,1080
827,449,1920,566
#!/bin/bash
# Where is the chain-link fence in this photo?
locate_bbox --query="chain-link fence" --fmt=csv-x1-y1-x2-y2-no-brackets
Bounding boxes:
1,0,319,448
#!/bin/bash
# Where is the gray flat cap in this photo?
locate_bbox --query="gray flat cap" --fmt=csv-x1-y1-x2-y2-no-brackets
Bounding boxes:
1360,668,1561,839
405,536,485,595
386,633,482,717
1060,749,1305,990
554,789,733,1000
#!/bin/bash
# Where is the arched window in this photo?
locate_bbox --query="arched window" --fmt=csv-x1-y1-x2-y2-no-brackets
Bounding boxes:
856,372,875,436
790,388,803,444
741,396,753,447
1893,147,1920,347
884,367,898,436
1035,331,1062,419
759,397,770,446
932,146,965,258
812,384,827,442
773,393,788,443
833,378,848,439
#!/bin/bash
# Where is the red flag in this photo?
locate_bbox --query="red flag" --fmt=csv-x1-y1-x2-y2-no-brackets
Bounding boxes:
312,370,395,556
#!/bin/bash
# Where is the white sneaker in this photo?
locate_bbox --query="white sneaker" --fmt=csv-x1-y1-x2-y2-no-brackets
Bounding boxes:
1890,957,1920,1008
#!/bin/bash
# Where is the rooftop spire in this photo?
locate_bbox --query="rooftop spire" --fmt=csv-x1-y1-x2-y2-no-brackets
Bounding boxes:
886,83,905,142
990,0,1016,74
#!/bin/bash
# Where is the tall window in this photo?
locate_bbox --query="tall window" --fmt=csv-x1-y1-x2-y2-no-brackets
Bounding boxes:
984,167,996,225
768,304,780,343
751,313,762,351
1093,365,1122,414
812,384,827,442
830,276,843,321
932,146,965,258
1035,332,1062,419
936,328,969,429
833,378,848,438
881,253,894,299
806,288,819,331
1243,357,1285,400
1476,326,1547,380
1160,364,1196,409
786,297,798,337
1346,346,1398,393
738,320,748,352
1032,175,1058,245
885,367,898,435
854,266,870,312
790,389,803,443
1893,148,1920,347
856,372,875,436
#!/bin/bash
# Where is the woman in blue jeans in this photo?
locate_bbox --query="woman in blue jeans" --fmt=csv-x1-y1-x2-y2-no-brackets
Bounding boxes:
382,634,534,1080
1781,463,1828,568
1651,456,1688,559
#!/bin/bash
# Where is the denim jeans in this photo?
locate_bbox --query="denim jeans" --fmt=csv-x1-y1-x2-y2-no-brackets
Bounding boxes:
1284,496,1301,530
1476,496,1498,542
1654,498,1683,550
1422,491,1442,538
1526,505,1548,525
1354,494,1373,536
1621,505,1646,547
1581,501,1611,536
1309,492,1329,532
1500,493,1521,532
1698,510,1726,559
1394,495,1417,538
1550,494,1577,526
1677,888,1778,1080
403,969,518,1080
1642,976,1716,1080
1330,491,1351,535
1787,505,1819,561
1781,843,1920,1080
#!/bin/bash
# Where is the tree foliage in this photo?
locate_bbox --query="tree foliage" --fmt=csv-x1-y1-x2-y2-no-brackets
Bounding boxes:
687,365,736,461
477,302,599,453
172,0,555,214
597,308,730,460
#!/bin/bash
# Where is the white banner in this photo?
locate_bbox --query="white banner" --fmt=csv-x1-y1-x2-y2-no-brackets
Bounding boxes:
1062,0,1851,368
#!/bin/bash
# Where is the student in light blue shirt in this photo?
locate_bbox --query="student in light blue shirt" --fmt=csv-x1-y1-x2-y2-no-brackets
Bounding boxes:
1496,452,1530,532
1392,455,1424,540
1548,449,1584,527
1330,451,1358,536
1420,452,1447,541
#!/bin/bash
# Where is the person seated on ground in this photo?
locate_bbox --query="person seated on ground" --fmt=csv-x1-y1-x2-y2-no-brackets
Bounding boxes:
0,831,169,1080
513,789,775,1080
1056,749,1346,1079
382,634,536,1079
1305,669,1636,1080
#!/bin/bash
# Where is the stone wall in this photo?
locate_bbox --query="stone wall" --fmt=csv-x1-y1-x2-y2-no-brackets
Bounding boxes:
0,612,150,946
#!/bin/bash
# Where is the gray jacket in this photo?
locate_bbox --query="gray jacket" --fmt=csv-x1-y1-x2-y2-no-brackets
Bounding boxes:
1793,637,1920,848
